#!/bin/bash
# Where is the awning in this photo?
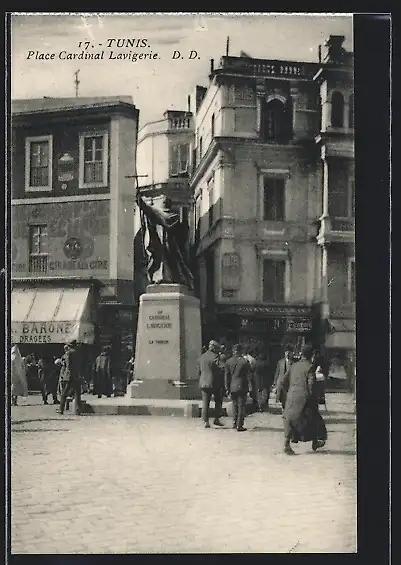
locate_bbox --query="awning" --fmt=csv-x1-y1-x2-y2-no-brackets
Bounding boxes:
11,287,94,344
325,318,356,349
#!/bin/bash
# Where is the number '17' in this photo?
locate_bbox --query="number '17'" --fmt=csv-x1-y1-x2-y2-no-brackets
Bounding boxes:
78,41,91,50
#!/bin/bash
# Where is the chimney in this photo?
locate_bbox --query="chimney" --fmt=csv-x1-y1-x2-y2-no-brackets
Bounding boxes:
318,45,322,63
210,58,214,73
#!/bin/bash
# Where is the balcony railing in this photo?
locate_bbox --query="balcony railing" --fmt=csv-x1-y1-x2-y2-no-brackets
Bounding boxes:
28,255,48,274
170,118,192,129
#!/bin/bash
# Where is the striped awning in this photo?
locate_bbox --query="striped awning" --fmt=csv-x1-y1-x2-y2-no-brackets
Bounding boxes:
11,287,94,344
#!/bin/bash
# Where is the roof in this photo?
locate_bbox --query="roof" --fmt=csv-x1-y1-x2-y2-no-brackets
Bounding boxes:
11,96,136,116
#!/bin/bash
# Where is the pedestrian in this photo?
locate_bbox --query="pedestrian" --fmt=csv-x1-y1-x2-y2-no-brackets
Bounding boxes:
312,350,328,411
280,344,328,455
243,346,258,408
225,343,251,432
25,354,39,393
197,340,224,428
254,352,273,412
57,340,82,415
11,345,28,406
37,356,58,405
93,346,113,398
273,344,294,410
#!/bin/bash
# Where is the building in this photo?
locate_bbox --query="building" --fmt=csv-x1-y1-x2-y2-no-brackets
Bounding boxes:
313,36,355,389
189,36,354,387
134,109,194,298
11,96,139,390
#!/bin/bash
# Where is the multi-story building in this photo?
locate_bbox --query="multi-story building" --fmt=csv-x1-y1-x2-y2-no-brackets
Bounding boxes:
314,35,355,388
189,35,354,388
134,109,194,298
11,96,139,389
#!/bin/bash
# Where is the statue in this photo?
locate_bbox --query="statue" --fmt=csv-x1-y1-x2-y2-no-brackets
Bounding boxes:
136,191,194,291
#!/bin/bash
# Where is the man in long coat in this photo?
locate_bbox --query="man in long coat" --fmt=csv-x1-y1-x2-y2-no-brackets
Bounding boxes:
197,340,224,428
57,340,82,415
93,346,113,398
280,344,328,455
225,344,251,432
273,344,294,410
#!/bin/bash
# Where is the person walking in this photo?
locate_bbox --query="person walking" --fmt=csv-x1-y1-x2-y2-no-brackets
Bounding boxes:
280,344,328,455
57,340,82,415
37,356,59,405
254,352,273,412
225,344,251,432
273,344,294,410
93,346,113,398
243,346,258,408
197,340,224,428
11,345,28,406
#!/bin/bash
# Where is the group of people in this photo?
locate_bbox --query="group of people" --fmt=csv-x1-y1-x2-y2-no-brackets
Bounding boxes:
197,340,328,454
10,341,122,414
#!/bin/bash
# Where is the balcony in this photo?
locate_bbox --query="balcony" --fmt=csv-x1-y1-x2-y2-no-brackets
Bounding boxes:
170,117,192,129
317,215,355,245
28,255,48,274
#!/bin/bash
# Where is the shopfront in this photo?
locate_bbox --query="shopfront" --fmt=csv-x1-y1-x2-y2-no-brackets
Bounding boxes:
204,303,315,376
324,318,356,391
11,284,96,385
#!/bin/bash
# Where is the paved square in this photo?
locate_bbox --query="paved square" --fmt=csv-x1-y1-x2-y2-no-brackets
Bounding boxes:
10,394,356,554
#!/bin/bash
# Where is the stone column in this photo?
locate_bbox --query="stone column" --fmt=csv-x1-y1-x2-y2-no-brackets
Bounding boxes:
290,84,301,140
255,78,265,138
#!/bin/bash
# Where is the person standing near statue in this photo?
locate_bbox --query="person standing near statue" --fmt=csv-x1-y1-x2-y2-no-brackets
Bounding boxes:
197,340,224,428
93,346,113,398
225,344,251,432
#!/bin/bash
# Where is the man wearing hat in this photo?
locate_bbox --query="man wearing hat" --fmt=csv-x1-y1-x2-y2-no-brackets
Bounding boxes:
197,340,224,428
280,344,328,455
273,344,294,410
57,340,82,415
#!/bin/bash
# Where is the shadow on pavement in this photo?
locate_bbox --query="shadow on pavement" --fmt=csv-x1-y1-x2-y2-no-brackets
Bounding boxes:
12,418,72,425
12,428,70,433
247,426,283,433
312,449,356,456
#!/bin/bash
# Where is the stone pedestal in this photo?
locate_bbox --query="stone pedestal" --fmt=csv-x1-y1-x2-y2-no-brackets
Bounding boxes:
127,284,202,400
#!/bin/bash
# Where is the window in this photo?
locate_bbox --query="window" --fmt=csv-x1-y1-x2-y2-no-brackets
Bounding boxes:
348,94,354,129
207,175,215,229
262,259,286,302
263,176,285,221
331,91,344,128
261,98,292,142
28,225,48,273
170,143,189,176
25,135,53,192
328,166,353,218
348,258,355,303
79,132,108,188
211,114,215,138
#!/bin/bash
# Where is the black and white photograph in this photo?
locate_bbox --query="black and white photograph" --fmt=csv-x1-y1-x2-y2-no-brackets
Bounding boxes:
7,11,361,555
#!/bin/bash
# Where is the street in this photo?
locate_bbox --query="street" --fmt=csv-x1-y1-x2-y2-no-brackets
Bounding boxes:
10,394,356,554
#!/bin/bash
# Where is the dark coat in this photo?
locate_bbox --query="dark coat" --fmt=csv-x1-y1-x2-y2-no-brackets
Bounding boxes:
282,359,327,442
224,354,250,395
274,358,293,405
197,349,222,390
254,358,272,391
60,347,80,382
93,352,113,395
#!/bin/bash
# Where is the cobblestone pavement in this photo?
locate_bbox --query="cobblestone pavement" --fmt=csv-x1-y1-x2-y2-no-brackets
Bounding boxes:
9,395,357,554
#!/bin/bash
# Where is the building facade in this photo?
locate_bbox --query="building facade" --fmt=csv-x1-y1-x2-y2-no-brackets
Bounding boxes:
11,96,139,389
134,109,194,299
190,36,354,388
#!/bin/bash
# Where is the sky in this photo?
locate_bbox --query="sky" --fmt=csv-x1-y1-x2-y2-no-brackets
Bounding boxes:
11,13,353,128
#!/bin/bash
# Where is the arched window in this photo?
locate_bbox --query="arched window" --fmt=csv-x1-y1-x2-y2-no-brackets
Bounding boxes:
261,98,292,142
348,94,354,129
331,91,344,128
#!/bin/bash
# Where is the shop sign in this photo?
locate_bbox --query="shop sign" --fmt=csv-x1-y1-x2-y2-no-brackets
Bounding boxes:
221,253,240,290
11,321,94,344
219,305,312,317
286,318,312,333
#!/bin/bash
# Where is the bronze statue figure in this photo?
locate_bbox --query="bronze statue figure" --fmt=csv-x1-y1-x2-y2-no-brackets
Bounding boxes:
136,191,194,291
